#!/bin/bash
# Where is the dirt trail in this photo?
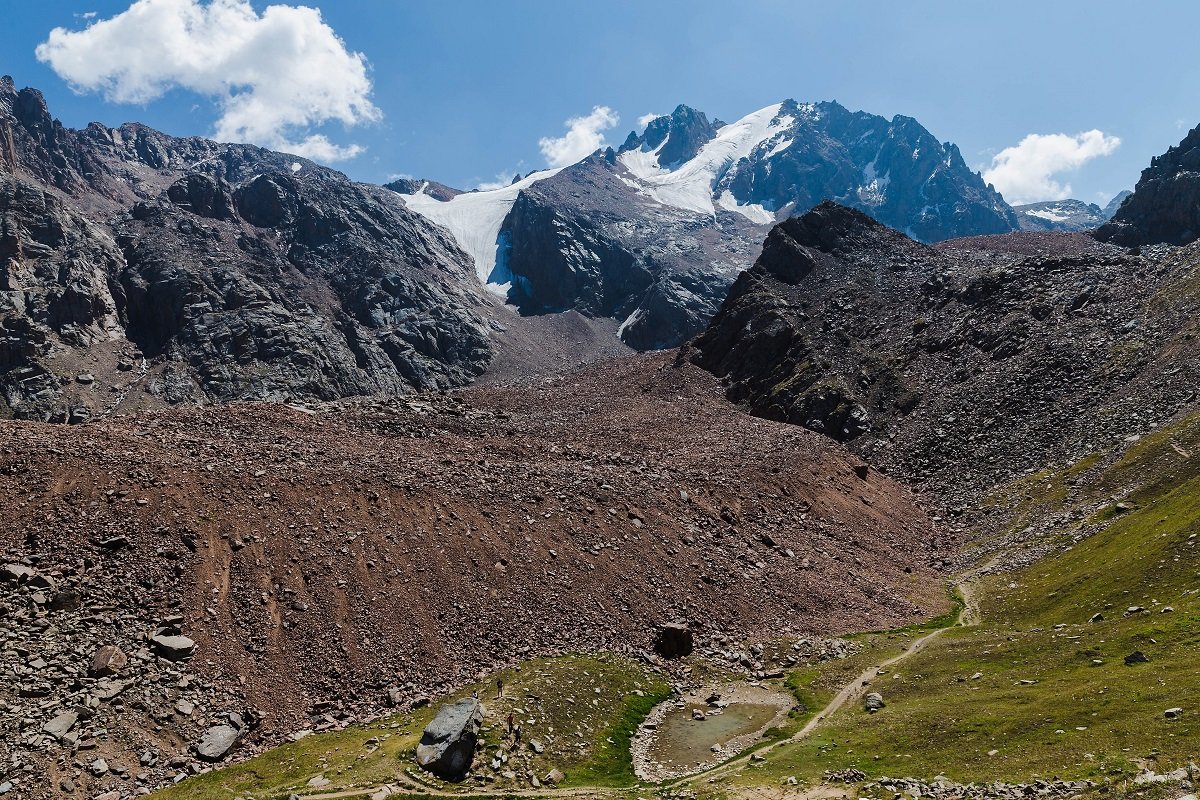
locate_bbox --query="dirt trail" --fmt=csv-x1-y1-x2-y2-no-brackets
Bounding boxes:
308,579,979,800
670,579,978,787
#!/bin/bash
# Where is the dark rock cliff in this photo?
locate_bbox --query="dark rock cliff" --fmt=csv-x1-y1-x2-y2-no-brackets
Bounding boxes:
0,76,491,421
690,201,1200,498
1095,124,1200,246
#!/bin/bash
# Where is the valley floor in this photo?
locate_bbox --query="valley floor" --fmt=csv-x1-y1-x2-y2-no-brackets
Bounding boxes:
142,408,1200,800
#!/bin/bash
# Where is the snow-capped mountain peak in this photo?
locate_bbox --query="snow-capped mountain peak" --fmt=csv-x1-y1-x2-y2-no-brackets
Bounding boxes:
617,102,793,221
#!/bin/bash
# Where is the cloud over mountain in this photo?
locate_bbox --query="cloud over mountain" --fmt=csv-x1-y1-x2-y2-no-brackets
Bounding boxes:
538,105,619,167
984,129,1121,205
35,0,379,162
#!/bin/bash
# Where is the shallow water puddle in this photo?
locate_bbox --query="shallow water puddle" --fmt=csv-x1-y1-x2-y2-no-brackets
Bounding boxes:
646,702,779,770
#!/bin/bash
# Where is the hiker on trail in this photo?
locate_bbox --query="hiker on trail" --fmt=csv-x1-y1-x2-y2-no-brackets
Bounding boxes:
506,713,514,734
496,677,504,698
513,724,522,748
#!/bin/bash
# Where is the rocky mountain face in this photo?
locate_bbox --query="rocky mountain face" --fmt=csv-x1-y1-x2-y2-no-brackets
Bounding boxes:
496,152,767,349
1101,189,1132,219
1095,124,1200,246
697,100,1020,241
689,201,1200,508
1,76,493,422
618,105,723,167
1013,199,1107,232
1013,193,1131,233
398,100,1020,350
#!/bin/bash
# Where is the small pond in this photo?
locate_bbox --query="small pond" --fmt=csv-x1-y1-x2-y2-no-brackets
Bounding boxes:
645,702,779,772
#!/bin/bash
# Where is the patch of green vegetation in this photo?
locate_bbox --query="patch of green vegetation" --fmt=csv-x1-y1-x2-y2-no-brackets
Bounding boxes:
150,714,426,800
737,416,1200,787
556,665,671,787
783,666,827,728
152,654,668,799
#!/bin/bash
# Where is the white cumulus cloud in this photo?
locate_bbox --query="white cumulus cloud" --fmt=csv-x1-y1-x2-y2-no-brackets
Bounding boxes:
538,106,619,167
35,0,380,162
637,112,661,129
983,130,1121,205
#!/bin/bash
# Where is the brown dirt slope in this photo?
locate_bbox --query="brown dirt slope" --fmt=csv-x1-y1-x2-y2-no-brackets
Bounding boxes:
0,354,947,797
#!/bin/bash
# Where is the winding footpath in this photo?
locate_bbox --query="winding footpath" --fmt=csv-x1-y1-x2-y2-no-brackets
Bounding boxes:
673,579,978,787
306,580,979,800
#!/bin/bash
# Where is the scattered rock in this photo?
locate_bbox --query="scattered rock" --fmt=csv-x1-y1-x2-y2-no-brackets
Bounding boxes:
1124,650,1150,665
41,710,78,740
150,631,196,661
864,692,885,713
89,645,129,678
0,563,34,583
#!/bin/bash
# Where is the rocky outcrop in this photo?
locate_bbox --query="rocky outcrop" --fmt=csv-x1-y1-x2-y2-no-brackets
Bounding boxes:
1095,124,1200,246
0,171,125,419
690,201,1200,503
0,76,494,421
618,104,721,167
497,153,760,349
416,698,485,780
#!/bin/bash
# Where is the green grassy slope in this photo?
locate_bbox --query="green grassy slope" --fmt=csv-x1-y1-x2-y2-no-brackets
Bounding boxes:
746,416,1200,785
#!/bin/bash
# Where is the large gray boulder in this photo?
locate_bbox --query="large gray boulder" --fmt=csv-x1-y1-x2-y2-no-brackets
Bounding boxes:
194,724,242,762
415,698,484,781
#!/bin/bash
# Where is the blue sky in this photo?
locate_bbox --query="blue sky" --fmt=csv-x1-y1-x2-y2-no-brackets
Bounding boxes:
7,1,1200,205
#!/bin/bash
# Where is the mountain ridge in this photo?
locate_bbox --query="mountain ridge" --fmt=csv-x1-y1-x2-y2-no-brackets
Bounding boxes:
396,98,1024,351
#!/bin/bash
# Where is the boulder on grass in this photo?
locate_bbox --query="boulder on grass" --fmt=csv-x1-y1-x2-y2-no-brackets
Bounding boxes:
415,698,484,781
195,725,242,762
